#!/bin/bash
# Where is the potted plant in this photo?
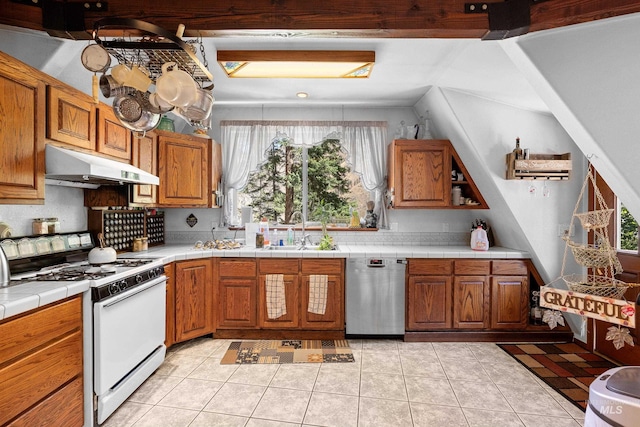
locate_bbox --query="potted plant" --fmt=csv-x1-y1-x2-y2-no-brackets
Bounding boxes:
312,201,336,250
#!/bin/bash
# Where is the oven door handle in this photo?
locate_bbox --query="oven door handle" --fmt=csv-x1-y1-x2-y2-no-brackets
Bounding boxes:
102,275,167,308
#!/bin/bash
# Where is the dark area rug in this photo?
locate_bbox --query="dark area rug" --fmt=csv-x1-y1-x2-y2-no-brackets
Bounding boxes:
220,339,355,364
498,343,619,411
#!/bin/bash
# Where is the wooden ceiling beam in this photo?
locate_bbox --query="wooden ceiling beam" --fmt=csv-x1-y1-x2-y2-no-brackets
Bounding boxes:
1,0,639,39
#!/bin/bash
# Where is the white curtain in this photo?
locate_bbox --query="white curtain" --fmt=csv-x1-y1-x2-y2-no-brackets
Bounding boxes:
221,120,388,228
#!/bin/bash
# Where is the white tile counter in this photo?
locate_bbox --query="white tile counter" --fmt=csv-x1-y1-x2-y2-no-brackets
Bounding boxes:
123,243,529,262
1,244,528,321
0,280,90,321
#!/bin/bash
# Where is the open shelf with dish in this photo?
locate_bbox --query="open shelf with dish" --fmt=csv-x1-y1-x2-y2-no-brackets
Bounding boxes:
451,150,488,209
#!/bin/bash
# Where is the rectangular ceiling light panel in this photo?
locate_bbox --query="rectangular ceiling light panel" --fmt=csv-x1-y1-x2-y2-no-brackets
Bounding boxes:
218,50,375,78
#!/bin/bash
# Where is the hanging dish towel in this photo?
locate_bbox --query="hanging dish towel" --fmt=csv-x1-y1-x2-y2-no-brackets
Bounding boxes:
308,274,328,315
266,274,287,319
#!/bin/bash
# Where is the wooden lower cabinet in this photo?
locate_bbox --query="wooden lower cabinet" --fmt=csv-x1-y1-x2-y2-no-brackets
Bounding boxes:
491,276,529,329
217,259,258,329
175,259,214,343
258,259,300,329
407,275,452,330
167,257,344,341
217,258,344,335
300,260,344,330
165,263,176,347
453,276,489,329
406,259,529,332
0,296,83,426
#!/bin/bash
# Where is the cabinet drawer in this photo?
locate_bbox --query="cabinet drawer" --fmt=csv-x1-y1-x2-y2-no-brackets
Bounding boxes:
7,376,83,427
218,259,257,277
454,260,490,275
0,296,81,365
301,259,343,275
259,259,300,274
408,259,452,275
492,260,527,275
0,330,83,426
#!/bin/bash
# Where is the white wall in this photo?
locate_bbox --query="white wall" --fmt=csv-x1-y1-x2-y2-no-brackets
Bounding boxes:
0,186,87,237
505,13,640,219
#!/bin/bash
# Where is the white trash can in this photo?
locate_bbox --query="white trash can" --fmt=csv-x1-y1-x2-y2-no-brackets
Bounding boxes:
585,366,640,427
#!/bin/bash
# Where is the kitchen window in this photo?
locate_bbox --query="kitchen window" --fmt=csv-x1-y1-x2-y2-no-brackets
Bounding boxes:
238,136,370,226
220,120,388,228
617,202,639,253
590,166,640,259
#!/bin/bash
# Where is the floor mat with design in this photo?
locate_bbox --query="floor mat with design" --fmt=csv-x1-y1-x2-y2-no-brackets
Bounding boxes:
220,340,355,364
498,343,619,411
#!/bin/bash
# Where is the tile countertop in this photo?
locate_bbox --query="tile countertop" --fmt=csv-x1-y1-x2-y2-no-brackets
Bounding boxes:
122,244,530,262
0,244,529,321
0,280,90,321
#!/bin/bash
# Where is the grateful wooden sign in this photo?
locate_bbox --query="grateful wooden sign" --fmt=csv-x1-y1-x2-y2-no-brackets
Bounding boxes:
540,286,636,328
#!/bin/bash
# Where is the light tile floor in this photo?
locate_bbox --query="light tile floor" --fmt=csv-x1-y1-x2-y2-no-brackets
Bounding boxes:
102,338,586,427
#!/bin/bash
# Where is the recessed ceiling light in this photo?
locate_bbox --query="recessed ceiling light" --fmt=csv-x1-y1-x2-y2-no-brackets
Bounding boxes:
218,50,375,79
296,92,309,98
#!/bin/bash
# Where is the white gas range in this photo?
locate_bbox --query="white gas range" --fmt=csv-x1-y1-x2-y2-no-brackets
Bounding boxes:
88,258,166,425
4,234,167,426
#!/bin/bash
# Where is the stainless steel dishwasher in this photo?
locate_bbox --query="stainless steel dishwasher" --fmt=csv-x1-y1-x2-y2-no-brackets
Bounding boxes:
346,258,406,336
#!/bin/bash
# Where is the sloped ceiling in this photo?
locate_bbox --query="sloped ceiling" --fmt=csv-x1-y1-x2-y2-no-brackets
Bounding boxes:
0,24,547,112
506,12,640,219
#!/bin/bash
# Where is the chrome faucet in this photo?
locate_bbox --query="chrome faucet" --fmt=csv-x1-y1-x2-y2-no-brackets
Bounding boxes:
290,211,309,248
0,245,10,287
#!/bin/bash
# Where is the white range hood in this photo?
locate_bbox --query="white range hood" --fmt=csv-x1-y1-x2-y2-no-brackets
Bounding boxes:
45,145,159,187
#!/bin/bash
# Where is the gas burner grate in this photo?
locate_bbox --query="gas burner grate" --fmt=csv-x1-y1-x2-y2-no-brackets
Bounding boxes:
112,259,154,268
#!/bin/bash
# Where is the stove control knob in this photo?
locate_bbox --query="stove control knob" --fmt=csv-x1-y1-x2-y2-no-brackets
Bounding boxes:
118,279,127,291
135,274,143,284
109,282,120,295
150,268,158,278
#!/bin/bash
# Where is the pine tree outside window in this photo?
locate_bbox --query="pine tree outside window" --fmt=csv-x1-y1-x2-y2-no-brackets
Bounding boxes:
618,201,639,253
239,136,370,226
221,120,388,229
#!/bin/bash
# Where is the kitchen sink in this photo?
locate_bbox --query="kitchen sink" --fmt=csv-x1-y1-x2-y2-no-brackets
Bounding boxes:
263,245,339,251
265,245,299,250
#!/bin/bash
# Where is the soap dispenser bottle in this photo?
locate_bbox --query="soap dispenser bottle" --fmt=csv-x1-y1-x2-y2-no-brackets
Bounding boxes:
287,226,294,246
259,217,270,246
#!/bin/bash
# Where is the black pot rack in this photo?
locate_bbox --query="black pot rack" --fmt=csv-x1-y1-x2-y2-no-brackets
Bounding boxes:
93,18,213,84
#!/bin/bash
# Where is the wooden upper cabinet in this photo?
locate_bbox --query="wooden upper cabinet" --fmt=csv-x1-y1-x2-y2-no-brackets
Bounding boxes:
0,54,46,203
388,139,487,209
96,103,132,161
157,131,210,207
211,141,223,207
47,85,96,150
131,131,158,205
389,139,450,208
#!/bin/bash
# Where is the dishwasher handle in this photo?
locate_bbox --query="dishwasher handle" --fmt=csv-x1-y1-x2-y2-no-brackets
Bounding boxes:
365,258,407,268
